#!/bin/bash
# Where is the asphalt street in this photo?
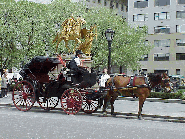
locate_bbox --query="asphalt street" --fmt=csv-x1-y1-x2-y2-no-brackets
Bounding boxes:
1,93,185,139
0,106,185,139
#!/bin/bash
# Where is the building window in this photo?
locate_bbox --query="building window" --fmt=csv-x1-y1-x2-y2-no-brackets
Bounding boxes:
154,39,170,47
177,11,185,18
110,1,114,9
133,14,148,21
116,2,118,8
134,1,148,8
104,0,107,6
121,4,124,11
176,25,185,33
135,26,148,34
178,0,185,4
154,12,170,20
154,53,170,61
154,26,170,34
176,39,185,46
155,0,170,6
176,69,180,75
176,53,185,60
140,54,148,61
126,6,128,12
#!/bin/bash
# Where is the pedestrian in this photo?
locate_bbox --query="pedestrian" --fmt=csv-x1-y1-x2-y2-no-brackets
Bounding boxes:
1,70,8,97
98,68,110,108
99,68,110,89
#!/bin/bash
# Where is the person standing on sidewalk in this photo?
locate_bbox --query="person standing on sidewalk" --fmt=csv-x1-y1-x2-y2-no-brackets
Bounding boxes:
99,68,110,89
1,70,8,97
98,68,110,108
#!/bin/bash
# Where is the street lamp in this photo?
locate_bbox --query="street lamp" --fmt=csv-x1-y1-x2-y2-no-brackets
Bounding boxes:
105,28,115,74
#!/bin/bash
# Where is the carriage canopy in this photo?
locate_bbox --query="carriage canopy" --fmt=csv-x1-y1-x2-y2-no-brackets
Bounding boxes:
19,56,61,78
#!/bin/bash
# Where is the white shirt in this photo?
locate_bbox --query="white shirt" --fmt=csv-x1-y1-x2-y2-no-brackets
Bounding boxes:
99,74,110,87
74,56,81,66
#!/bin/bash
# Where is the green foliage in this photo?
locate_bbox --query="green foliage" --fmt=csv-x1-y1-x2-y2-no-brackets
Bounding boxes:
149,90,185,99
0,0,153,70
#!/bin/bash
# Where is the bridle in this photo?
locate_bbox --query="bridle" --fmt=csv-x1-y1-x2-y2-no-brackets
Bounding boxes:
160,73,171,92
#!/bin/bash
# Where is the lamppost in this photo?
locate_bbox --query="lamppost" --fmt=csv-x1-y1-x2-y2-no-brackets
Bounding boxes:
105,28,115,74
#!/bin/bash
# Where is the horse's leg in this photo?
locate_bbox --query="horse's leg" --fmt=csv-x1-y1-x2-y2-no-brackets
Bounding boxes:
52,33,58,43
138,88,149,120
102,93,111,115
110,92,118,116
64,40,70,53
138,96,145,120
98,97,104,108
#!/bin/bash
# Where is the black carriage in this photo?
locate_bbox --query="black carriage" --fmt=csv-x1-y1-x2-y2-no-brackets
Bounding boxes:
12,55,107,114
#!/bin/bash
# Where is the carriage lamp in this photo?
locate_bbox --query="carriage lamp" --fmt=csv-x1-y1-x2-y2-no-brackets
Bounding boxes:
105,28,115,74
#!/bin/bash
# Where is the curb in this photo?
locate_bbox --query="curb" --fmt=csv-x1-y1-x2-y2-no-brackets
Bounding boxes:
117,96,185,104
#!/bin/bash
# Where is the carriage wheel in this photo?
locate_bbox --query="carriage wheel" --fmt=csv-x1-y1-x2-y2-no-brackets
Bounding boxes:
81,95,99,114
38,97,59,111
12,81,36,111
61,89,82,115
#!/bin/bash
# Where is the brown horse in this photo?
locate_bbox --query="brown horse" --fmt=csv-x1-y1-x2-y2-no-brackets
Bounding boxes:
102,73,171,119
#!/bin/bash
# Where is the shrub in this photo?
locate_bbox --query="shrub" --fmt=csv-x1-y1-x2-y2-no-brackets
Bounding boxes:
149,90,185,99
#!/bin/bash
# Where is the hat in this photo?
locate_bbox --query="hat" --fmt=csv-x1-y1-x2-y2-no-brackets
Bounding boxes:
76,50,83,55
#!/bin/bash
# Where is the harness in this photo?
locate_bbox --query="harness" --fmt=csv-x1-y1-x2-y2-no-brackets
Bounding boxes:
110,74,151,94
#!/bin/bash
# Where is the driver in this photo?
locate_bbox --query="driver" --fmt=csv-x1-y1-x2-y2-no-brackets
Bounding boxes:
74,50,88,72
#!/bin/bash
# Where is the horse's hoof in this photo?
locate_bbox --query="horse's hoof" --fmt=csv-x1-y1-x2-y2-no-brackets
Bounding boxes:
138,115,143,120
103,112,107,116
111,113,116,117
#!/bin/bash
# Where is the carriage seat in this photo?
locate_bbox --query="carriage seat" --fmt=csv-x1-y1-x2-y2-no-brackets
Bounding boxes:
27,73,49,83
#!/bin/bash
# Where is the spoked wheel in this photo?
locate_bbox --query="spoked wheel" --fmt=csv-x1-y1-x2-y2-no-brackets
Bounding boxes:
81,95,99,114
12,81,36,111
38,97,59,111
61,89,82,115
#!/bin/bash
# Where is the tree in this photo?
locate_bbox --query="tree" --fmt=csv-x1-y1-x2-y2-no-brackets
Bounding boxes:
0,0,54,69
0,0,153,71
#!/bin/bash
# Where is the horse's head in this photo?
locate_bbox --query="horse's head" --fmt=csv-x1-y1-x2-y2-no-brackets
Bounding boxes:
148,73,171,93
161,72,171,93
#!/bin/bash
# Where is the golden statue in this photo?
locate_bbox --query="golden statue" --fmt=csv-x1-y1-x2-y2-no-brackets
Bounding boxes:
53,15,86,53
53,16,97,54
78,24,97,55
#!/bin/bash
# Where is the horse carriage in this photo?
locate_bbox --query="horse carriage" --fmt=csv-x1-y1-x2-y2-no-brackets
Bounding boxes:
12,54,108,115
